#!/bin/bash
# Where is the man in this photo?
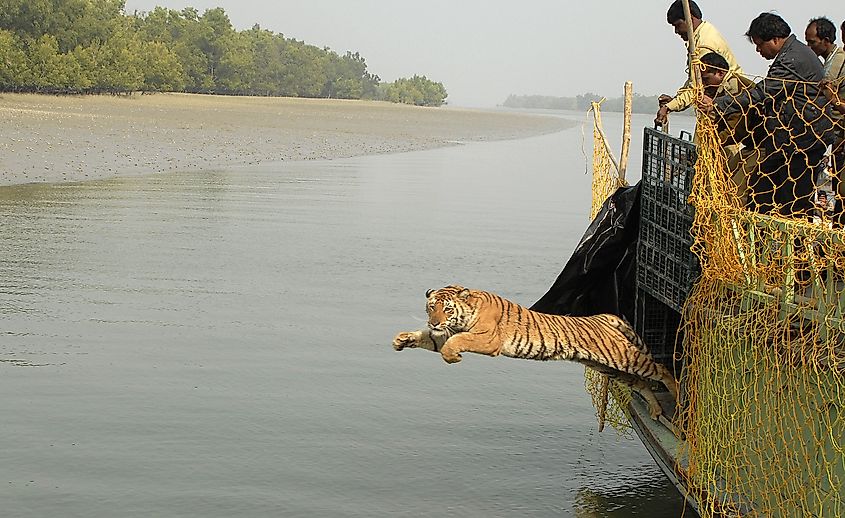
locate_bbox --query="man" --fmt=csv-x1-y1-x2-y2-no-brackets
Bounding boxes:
706,13,834,217
825,21,845,115
655,0,742,126
698,52,759,204
809,17,845,225
806,17,845,78
699,52,757,149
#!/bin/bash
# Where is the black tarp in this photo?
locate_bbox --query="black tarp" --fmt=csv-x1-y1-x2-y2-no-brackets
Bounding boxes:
530,184,641,322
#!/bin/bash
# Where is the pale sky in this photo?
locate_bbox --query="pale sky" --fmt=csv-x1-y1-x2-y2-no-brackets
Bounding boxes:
123,0,843,107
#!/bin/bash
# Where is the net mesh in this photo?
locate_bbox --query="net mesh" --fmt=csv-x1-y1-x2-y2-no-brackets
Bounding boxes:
589,58,845,516
586,101,634,435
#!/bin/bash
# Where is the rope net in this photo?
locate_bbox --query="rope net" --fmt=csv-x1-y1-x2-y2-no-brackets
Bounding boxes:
589,60,844,515
586,101,634,435
679,62,844,517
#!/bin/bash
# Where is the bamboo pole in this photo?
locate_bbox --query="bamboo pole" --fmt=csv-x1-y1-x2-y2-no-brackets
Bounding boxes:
619,81,633,182
682,0,700,90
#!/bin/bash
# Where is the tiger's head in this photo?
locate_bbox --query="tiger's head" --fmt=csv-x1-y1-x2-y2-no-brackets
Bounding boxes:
425,285,474,337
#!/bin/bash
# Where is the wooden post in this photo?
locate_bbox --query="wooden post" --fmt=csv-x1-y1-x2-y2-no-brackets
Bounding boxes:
682,0,700,90
590,101,621,175
619,81,633,182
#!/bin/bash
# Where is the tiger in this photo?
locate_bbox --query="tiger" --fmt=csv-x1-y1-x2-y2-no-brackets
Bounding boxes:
392,285,679,420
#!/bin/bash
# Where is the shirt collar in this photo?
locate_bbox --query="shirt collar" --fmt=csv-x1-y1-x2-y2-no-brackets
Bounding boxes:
825,46,842,65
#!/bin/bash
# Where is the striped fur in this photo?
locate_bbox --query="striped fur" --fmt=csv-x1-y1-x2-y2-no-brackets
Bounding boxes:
393,285,679,419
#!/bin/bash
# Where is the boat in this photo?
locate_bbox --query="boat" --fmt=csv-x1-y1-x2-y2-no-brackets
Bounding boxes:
533,5,844,515
596,111,845,517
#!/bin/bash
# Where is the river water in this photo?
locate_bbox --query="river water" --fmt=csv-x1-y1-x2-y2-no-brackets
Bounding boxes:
1,112,695,517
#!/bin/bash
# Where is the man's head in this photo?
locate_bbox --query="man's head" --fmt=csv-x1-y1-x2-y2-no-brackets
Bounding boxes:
667,0,702,42
805,17,837,58
700,52,730,87
746,13,792,60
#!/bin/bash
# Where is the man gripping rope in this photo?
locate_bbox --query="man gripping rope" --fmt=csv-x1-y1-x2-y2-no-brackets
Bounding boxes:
655,0,742,127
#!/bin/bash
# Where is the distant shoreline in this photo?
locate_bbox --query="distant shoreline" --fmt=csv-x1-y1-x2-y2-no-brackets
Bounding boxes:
0,93,576,187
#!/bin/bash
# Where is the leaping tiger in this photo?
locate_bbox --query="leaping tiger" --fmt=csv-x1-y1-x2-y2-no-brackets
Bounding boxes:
392,285,679,420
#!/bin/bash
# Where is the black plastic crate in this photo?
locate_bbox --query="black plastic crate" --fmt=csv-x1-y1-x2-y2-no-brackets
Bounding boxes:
641,127,695,192
634,289,683,371
637,128,699,313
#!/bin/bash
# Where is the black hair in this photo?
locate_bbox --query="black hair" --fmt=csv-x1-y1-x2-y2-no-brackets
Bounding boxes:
809,17,837,44
667,0,702,24
746,12,791,42
700,52,729,70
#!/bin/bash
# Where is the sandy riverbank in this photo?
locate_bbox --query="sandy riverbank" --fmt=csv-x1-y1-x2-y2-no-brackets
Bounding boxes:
0,93,576,186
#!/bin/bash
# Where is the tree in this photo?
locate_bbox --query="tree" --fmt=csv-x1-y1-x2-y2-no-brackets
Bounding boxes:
75,18,142,92
244,27,286,96
384,75,447,106
0,1,447,102
25,34,86,91
322,51,379,99
279,41,327,97
215,31,254,94
138,40,184,92
46,0,125,53
0,29,29,89
0,0,54,40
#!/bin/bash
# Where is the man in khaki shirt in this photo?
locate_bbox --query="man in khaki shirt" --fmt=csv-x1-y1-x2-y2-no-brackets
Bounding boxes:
808,17,845,225
655,0,742,126
806,17,845,80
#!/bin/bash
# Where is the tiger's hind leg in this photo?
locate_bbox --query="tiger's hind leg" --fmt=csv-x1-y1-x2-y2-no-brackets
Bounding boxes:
652,362,680,403
610,316,680,402
619,374,664,420
621,350,679,415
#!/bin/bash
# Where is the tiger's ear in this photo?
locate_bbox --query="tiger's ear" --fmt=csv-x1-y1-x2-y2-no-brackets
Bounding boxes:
426,289,434,298
458,288,470,299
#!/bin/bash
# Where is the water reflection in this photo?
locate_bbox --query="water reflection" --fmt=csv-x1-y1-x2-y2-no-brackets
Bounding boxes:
575,467,694,517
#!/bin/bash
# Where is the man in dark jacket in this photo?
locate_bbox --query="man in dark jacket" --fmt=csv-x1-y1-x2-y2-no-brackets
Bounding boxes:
707,13,834,217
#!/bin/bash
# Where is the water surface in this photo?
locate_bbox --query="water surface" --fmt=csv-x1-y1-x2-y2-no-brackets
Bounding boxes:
1,116,694,517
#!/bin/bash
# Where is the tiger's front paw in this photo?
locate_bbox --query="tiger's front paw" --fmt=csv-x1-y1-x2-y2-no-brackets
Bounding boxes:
441,351,462,364
393,331,420,351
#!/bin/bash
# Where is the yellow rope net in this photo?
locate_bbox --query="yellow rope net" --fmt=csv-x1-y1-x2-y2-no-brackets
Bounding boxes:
586,100,634,434
589,57,844,515
678,61,845,516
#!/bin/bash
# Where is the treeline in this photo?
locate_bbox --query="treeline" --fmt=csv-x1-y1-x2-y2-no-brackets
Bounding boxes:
0,0,448,106
503,93,663,114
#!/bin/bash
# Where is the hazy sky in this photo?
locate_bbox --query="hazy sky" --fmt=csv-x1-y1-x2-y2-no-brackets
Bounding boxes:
123,0,843,107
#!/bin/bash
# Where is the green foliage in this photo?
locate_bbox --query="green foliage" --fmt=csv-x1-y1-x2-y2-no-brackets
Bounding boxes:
381,75,447,107
503,93,663,114
0,0,444,104
0,29,29,88
137,40,185,92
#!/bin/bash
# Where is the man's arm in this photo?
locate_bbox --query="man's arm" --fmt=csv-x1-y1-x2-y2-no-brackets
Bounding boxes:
716,57,789,117
665,77,695,112
664,44,727,113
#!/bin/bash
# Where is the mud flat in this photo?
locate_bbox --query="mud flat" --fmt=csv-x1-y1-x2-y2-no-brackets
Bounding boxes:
0,93,575,186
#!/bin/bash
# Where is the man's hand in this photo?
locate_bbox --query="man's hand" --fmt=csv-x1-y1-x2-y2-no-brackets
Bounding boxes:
655,105,670,126
820,80,844,114
820,80,835,101
696,94,715,114
658,94,673,106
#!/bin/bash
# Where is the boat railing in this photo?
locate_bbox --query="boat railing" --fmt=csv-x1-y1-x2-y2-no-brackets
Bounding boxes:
727,211,845,341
